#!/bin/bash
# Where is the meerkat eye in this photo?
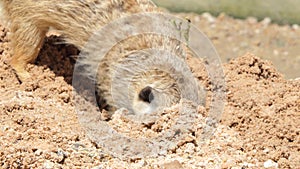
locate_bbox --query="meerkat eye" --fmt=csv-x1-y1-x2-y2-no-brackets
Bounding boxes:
138,86,154,103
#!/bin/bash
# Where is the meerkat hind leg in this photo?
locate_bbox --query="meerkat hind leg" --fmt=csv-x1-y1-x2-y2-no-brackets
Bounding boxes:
9,23,47,82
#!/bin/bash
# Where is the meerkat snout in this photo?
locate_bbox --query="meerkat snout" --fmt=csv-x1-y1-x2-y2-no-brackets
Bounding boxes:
138,86,154,103
133,84,179,115
133,86,156,114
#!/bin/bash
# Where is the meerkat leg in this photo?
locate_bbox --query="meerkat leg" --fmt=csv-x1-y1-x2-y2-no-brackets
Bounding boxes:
9,23,47,82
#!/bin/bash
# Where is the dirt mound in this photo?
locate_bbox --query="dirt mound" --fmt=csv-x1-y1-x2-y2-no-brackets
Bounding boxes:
223,53,299,168
0,21,299,168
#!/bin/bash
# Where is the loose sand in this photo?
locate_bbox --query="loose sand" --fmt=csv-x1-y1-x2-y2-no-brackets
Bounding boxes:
0,12,299,168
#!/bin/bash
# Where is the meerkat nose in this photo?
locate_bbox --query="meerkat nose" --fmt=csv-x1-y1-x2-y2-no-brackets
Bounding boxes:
138,86,154,103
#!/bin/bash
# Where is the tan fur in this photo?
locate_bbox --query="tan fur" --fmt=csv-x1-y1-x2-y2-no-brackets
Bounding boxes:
93,33,189,112
0,0,156,81
94,38,205,114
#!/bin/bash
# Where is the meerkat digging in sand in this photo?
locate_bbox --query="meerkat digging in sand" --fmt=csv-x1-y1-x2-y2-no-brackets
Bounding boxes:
1,0,206,114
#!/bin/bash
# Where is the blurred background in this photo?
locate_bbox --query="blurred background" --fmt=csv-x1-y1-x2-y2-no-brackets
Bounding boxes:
153,0,300,79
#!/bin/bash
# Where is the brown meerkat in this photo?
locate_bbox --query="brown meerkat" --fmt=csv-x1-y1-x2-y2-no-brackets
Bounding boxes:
0,0,206,114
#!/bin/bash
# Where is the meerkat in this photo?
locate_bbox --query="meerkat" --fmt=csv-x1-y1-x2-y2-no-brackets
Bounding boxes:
0,0,156,82
0,0,206,114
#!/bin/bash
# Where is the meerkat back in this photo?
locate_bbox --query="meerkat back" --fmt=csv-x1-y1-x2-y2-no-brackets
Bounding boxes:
0,0,157,81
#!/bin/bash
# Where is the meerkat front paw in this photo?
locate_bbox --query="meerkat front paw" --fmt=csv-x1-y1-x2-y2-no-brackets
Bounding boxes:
9,62,31,82
15,70,31,82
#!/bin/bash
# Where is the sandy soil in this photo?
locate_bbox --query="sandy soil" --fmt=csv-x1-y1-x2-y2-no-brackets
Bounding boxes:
176,12,300,79
0,11,299,169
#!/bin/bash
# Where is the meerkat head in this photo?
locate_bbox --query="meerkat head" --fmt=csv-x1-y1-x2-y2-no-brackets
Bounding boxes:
98,49,204,115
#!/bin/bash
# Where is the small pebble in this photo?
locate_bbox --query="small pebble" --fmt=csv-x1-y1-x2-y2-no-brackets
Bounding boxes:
292,24,299,30
34,149,43,156
202,12,216,23
264,159,278,168
184,143,195,154
161,160,183,169
247,17,258,24
43,160,55,169
261,17,272,26
91,166,103,169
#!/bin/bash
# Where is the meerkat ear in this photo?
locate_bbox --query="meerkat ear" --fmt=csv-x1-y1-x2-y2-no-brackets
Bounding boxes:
138,86,154,103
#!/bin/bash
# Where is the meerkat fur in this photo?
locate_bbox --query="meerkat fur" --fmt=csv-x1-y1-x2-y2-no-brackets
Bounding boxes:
1,0,206,114
0,0,156,81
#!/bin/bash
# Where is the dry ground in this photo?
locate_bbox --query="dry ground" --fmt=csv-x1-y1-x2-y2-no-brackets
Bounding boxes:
0,12,299,168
